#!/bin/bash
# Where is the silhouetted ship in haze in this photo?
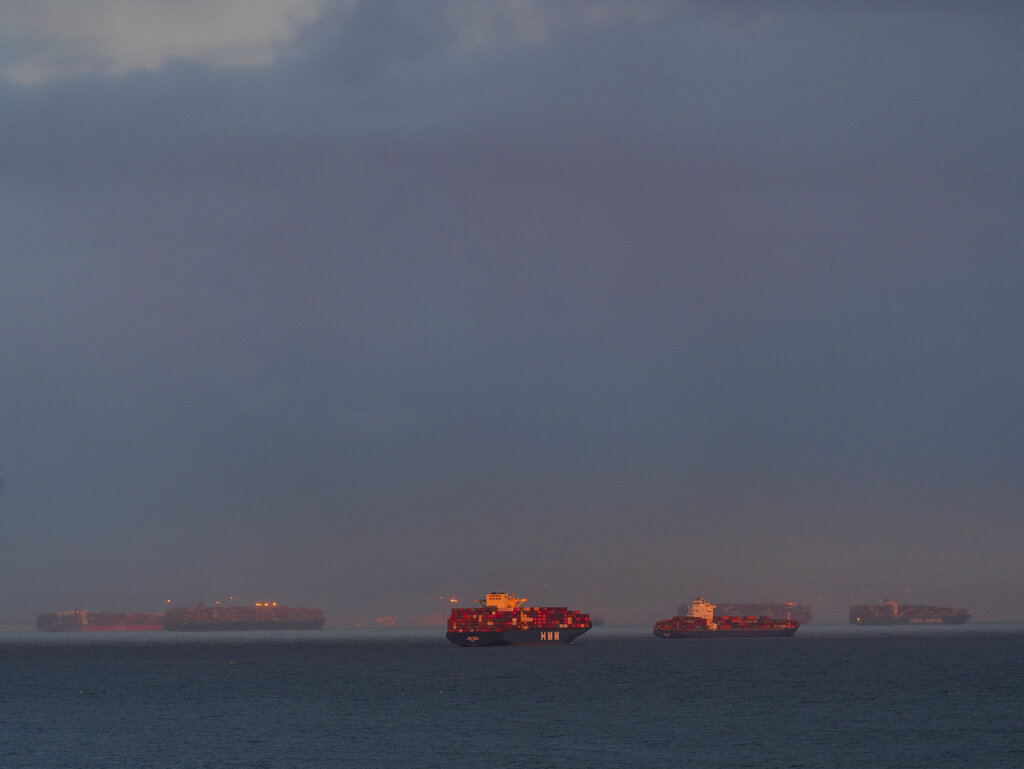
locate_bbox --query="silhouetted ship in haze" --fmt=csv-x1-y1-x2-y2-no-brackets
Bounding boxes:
655,597,800,639
685,601,813,624
37,603,326,631
164,603,326,631
849,599,970,625
36,610,165,632
447,592,591,646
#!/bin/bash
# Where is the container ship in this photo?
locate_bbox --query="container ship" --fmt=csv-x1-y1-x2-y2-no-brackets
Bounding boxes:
849,599,970,625
36,610,165,632
655,597,799,639
447,592,591,646
163,603,326,631
692,601,813,624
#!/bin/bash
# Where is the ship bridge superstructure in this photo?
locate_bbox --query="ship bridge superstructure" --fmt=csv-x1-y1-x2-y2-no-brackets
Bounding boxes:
477,592,528,611
685,596,718,630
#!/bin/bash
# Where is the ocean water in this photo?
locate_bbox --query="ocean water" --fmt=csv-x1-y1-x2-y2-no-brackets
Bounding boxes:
2,624,1022,769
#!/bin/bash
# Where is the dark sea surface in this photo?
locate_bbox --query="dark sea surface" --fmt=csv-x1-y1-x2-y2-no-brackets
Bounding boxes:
3,623,1022,768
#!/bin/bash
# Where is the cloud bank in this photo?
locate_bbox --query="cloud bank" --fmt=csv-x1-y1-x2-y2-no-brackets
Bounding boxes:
1,2,1021,625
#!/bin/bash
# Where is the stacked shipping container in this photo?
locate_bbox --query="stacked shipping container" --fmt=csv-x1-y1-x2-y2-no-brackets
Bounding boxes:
447,606,591,633
654,614,799,637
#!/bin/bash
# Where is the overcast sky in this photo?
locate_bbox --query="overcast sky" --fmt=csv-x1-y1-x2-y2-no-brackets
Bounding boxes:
1,1,1022,626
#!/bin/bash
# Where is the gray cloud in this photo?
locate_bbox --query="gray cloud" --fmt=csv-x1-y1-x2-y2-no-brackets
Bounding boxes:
1,1,1022,625
0,0,325,84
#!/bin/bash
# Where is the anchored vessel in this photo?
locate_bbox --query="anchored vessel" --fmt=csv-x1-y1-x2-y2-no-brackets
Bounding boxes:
702,601,813,624
447,592,591,646
654,597,799,639
163,603,326,631
36,610,165,632
849,599,970,625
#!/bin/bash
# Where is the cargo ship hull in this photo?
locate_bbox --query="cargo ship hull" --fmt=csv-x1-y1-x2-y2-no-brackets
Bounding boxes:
38,623,164,632
849,600,970,625
655,627,797,639
849,615,969,626
447,592,591,647
446,627,589,647
655,597,799,640
36,611,166,632
165,619,325,632
163,603,326,631
38,605,325,632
